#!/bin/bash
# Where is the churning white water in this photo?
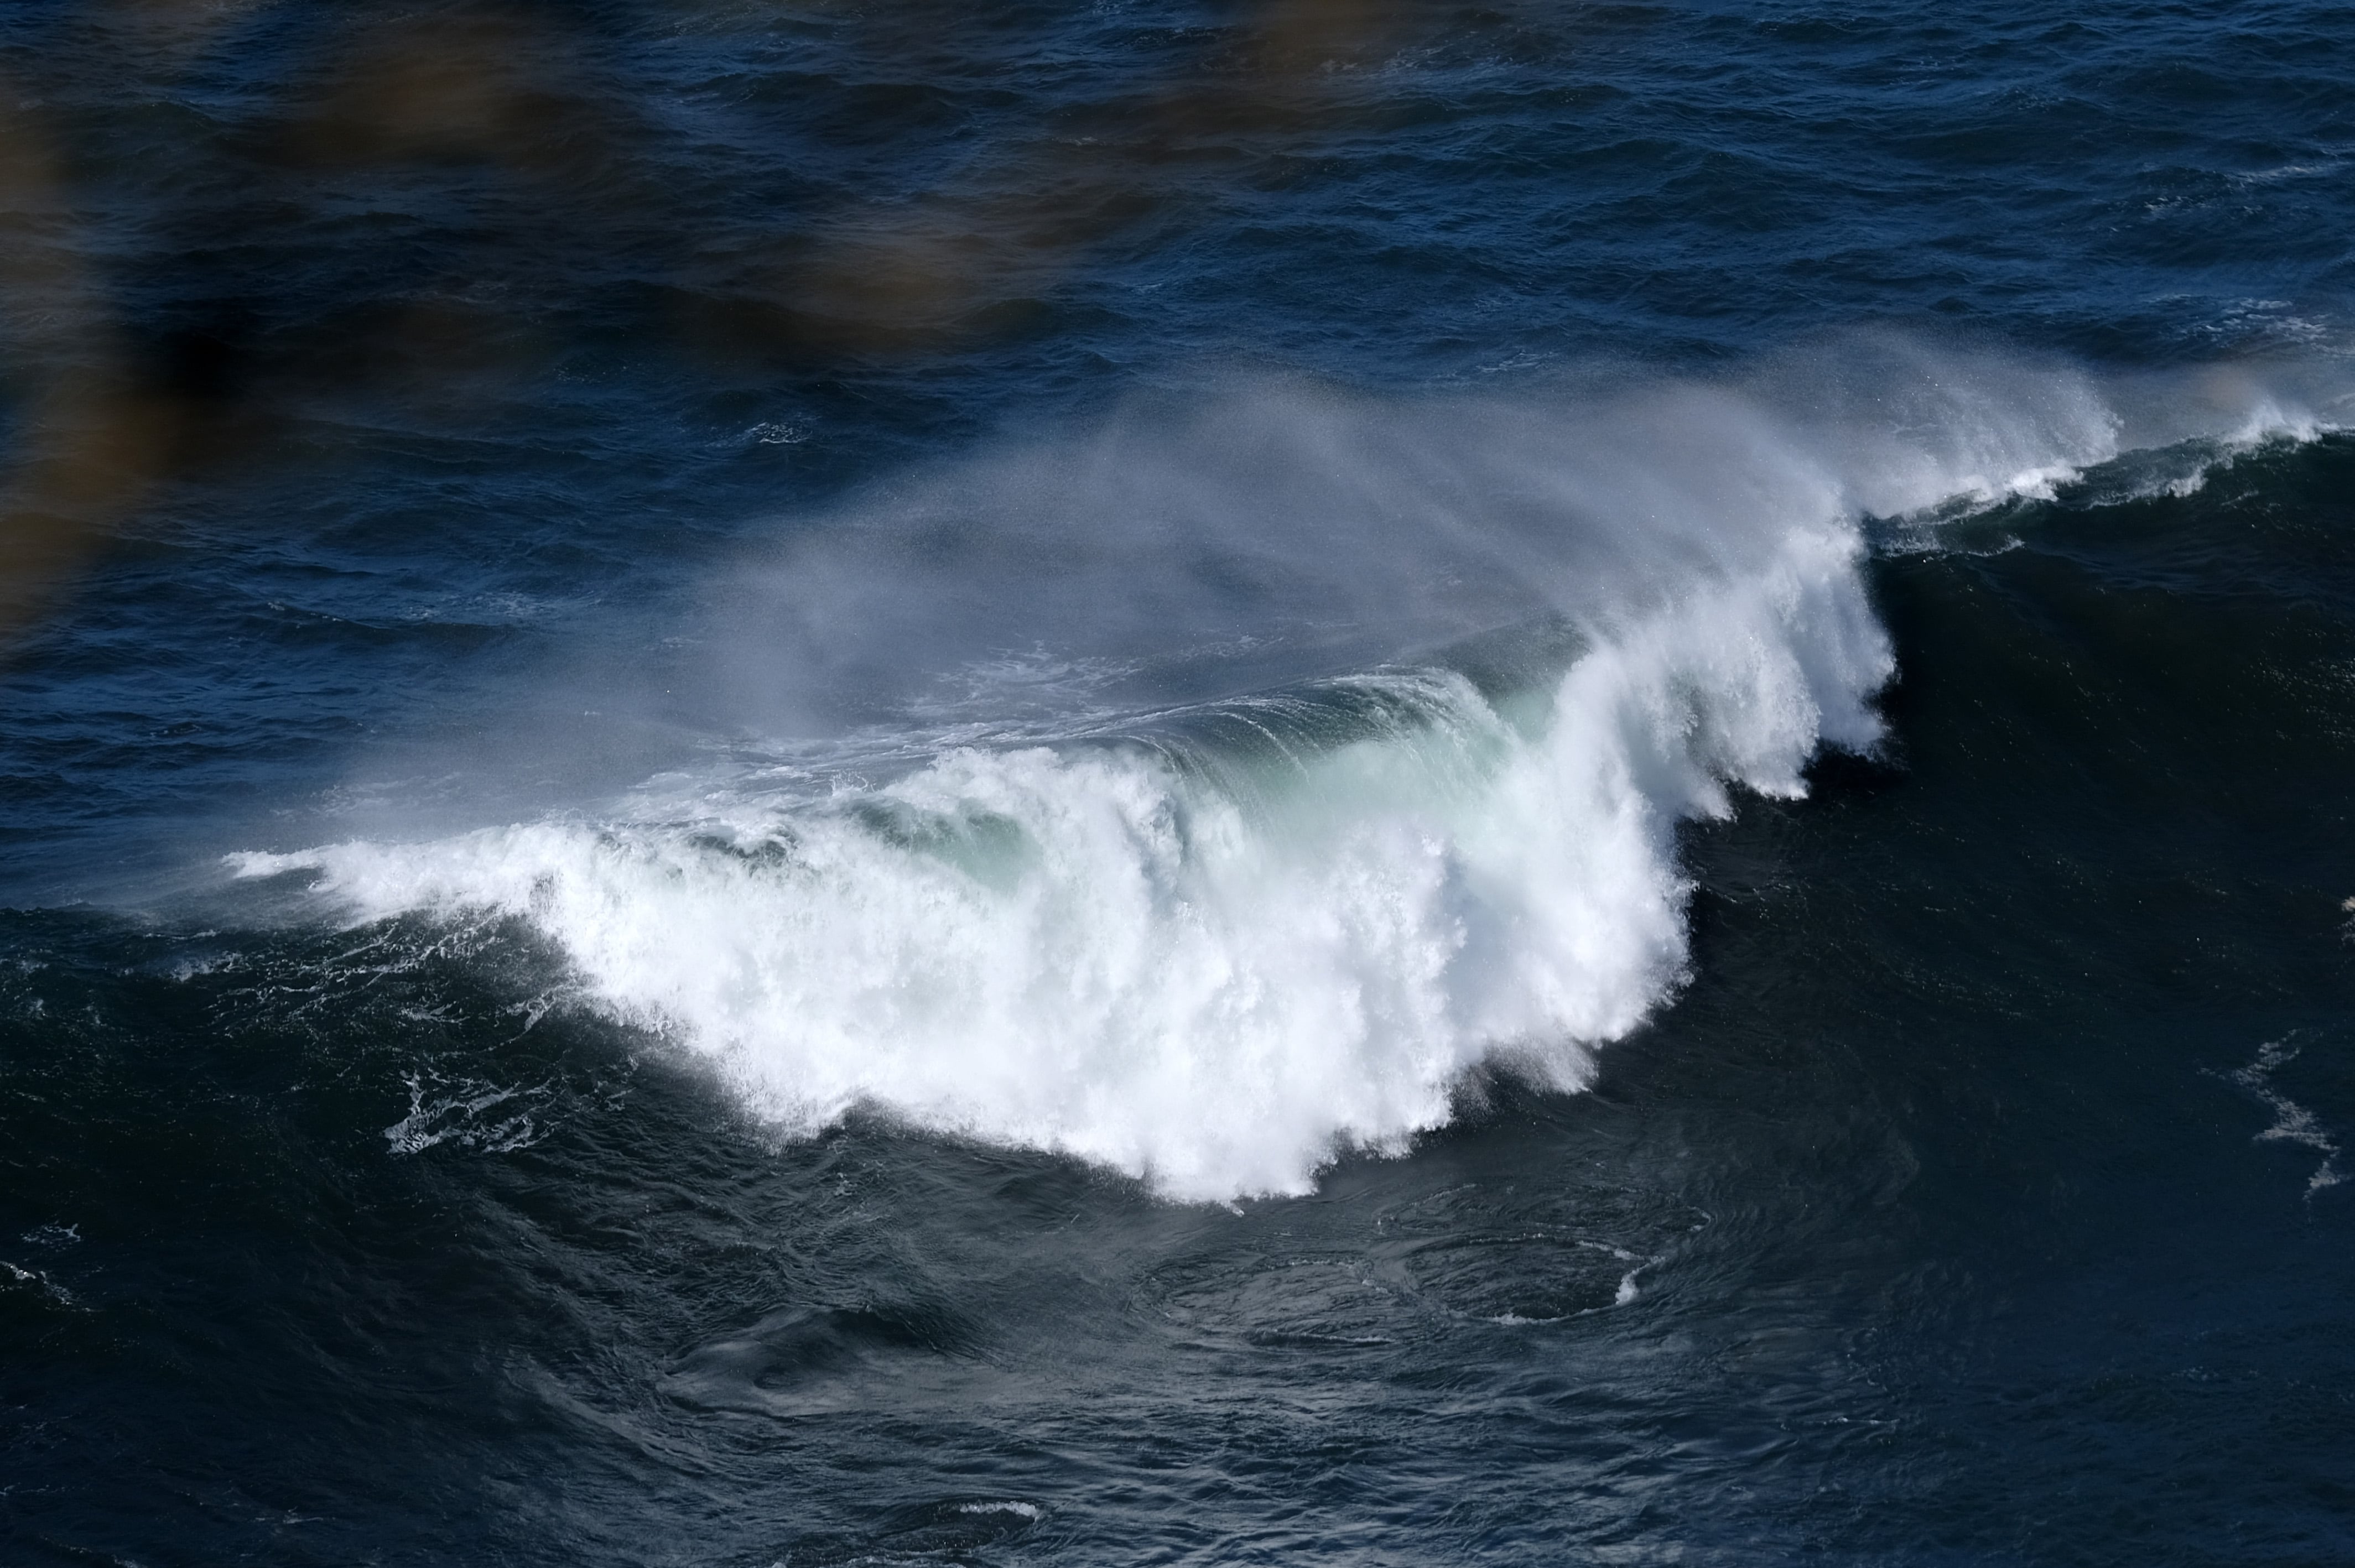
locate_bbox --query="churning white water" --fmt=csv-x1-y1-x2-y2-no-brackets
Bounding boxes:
230,345,2336,1198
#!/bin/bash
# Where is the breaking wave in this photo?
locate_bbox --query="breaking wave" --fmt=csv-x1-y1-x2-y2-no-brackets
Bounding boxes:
228,343,2338,1198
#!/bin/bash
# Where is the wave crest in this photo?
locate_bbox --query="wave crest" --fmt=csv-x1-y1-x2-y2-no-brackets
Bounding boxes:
236,517,1885,1197
229,345,2340,1197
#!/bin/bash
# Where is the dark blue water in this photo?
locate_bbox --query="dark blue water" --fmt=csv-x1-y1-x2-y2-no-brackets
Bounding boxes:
4,3,2354,1563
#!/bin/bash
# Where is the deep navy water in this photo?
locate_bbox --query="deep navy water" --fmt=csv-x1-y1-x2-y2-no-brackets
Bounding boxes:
5,2,2355,1564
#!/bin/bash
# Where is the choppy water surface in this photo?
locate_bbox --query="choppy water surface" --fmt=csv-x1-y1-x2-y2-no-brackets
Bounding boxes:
3,3,2353,1564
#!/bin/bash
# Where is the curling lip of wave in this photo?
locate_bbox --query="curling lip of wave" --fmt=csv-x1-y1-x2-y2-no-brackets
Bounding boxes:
227,356,2337,1200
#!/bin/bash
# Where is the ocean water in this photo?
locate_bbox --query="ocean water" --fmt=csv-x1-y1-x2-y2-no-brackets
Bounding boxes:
3,2,2353,1563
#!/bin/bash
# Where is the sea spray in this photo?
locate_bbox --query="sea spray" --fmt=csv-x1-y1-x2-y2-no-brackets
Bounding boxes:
228,352,2332,1199
233,525,1888,1199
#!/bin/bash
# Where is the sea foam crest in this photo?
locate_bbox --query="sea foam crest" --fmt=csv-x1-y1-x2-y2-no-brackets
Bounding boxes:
240,529,1882,1199
231,347,2322,1199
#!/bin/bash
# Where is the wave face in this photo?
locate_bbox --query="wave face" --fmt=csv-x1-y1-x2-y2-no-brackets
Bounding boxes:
232,351,2330,1197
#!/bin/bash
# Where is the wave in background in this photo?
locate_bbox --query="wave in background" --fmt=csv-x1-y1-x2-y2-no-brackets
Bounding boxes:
230,342,2343,1199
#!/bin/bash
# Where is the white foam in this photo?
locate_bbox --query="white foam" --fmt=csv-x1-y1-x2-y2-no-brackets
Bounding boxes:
235,524,1888,1199
2230,1035,2345,1198
228,346,2344,1200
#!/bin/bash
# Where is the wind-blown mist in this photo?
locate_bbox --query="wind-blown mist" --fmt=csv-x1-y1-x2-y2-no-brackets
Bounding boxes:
231,343,2336,1198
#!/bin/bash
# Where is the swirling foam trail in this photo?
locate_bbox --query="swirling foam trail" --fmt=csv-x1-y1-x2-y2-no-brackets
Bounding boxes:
231,347,2334,1199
